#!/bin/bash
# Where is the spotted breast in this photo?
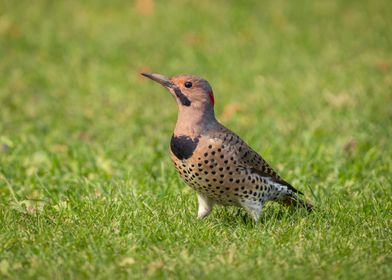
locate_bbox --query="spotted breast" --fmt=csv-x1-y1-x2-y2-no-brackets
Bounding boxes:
170,127,280,210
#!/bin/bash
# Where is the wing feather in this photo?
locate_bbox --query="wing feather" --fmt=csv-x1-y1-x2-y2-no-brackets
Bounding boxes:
211,126,303,195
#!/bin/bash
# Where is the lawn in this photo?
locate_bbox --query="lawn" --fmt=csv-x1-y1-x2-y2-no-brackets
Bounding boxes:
0,0,391,279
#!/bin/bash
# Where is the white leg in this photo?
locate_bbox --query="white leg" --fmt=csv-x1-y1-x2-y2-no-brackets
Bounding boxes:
197,193,214,219
241,203,262,223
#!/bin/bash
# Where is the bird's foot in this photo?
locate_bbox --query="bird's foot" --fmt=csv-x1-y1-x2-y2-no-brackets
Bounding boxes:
197,193,214,219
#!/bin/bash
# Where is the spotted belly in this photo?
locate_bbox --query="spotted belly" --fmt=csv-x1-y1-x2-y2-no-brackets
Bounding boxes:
170,147,271,207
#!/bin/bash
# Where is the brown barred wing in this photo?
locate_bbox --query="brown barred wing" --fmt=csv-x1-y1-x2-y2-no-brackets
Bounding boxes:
211,125,303,195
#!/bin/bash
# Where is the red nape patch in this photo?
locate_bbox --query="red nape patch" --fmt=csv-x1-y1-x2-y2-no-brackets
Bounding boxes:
208,91,215,105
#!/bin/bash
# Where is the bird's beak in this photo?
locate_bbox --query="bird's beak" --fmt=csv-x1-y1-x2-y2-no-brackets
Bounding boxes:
141,73,174,88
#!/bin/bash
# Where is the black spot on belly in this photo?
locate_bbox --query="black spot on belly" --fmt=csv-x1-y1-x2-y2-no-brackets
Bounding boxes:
170,134,200,160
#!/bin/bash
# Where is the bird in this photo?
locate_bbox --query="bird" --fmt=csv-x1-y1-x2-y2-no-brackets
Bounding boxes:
141,73,313,222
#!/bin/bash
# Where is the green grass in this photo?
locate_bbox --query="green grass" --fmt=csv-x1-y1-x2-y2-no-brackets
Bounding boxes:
1,0,391,279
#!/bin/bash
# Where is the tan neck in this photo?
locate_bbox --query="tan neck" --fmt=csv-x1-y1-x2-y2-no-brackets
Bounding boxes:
174,102,216,137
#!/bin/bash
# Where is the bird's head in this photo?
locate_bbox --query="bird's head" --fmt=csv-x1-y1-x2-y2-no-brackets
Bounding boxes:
141,73,215,110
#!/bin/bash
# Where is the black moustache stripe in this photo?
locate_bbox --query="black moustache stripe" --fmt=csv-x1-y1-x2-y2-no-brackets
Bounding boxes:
173,87,191,106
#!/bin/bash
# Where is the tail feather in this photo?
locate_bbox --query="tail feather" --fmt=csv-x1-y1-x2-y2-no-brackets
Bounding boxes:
267,178,313,211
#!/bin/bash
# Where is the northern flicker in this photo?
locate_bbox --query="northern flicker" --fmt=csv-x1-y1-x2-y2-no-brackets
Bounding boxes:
142,73,312,222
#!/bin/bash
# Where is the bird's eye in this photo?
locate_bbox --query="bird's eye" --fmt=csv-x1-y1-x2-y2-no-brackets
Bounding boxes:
184,81,193,88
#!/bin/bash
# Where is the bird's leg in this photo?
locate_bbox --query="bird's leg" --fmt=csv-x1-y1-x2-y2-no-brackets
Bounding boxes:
240,204,262,224
197,193,214,219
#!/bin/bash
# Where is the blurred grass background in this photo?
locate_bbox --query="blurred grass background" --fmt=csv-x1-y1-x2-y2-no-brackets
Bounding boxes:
0,0,391,279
